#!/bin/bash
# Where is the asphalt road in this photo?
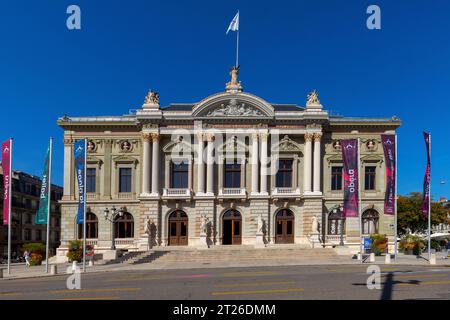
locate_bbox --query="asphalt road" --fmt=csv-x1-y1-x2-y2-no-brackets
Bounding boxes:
1,264,450,300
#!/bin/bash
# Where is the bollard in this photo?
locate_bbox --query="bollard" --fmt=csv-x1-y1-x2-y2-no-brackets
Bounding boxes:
72,261,77,272
0,268,3,278
88,260,93,267
430,253,436,265
385,254,391,264
369,253,376,262
50,265,57,275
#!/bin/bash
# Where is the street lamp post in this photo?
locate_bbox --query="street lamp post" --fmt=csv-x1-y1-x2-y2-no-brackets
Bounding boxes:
104,206,124,250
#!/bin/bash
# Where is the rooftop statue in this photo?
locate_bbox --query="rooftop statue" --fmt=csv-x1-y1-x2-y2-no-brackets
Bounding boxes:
306,90,321,106
225,66,243,92
144,90,159,105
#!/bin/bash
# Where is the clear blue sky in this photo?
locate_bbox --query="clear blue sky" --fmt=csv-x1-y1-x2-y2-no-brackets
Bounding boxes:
1,0,449,199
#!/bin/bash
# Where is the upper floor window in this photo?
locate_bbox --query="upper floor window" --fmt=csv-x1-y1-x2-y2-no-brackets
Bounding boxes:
224,161,241,188
365,166,376,190
24,229,31,241
276,160,293,188
331,167,343,191
119,168,132,193
171,161,188,189
86,168,97,193
35,230,42,241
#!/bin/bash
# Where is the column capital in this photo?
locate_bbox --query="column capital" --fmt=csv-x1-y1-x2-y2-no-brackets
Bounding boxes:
313,132,323,141
305,132,314,142
142,133,152,142
196,132,205,142
150,133,160,142
252,133,259,140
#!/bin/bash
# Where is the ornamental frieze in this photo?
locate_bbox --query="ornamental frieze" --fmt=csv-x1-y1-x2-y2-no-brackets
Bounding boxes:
206,99,264,117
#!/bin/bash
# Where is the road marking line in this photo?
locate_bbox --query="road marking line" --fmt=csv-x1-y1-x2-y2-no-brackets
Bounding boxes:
387,274,448,280
211,288,304,296
49,287,141,294
221,271,279,277
214,281,296,288
53,296,121,301
399,280,450,287
0,293,22,297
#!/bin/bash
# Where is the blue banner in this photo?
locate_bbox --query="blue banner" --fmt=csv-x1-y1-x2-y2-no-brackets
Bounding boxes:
74,139,86,224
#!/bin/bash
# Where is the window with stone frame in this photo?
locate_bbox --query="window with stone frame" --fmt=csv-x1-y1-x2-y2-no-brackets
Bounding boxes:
365,166,376,190
276,159,293,188
119,168,132,193
78,212,98,239
331,166,343,190
114,212,134,238
362,209,379,234
224,160,241,188
171,161,189,189
86,168,97,193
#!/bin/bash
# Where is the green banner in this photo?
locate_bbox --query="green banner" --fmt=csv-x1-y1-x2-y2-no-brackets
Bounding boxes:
35,144,50,225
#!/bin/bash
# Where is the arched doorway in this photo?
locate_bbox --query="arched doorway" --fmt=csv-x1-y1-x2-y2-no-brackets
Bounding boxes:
222,209,242,245
275,209,294,244
114,212,134,238
168,210,188,246
362,209,379,235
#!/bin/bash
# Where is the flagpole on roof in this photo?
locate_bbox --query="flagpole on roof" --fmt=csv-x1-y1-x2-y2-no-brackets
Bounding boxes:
236,11,239,68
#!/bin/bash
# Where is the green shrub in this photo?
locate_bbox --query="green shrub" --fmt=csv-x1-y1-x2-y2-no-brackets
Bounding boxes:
370,234,388,256
67,240,83,262
399,235,425,255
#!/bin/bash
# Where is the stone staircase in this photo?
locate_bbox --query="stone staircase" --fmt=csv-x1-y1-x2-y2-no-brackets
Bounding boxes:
149,246,343,264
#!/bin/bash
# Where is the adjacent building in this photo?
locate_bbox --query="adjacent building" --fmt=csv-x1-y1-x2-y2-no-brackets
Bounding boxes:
0,168,63,260
56,68,401,260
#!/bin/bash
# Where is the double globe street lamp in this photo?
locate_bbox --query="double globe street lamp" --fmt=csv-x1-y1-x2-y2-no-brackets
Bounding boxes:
104,206,125,250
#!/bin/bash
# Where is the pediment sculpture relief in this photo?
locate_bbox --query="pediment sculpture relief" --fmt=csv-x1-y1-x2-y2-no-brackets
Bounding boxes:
272,135,302,152
206,99,264,117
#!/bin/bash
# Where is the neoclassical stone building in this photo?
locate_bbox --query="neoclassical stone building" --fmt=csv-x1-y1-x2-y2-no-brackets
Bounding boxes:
56,68,401,259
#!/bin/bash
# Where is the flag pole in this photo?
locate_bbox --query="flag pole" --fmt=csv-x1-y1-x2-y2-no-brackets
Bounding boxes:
358,138,363,262
394,134,398,260
428,133,432,261
45,138,53,273
236,15,239,68
7,138,13,275
82,139,87,273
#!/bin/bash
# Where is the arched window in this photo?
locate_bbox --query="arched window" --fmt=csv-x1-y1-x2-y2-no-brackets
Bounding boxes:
362,209,379,234
114,212,134,238
168,210,188,246
78,212,98,239
328,208,344,235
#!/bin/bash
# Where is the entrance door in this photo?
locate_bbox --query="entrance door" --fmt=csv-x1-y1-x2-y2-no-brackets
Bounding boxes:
222,210,242,245
275,209,294,244
168,210,188,246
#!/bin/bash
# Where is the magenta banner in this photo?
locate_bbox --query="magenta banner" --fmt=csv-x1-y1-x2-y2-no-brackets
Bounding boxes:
2,140,12,225
381,135,396,215
341,139,359,218
422,132,431,217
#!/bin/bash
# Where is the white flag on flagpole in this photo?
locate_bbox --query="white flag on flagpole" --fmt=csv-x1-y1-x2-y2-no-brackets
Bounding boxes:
226,11,239,34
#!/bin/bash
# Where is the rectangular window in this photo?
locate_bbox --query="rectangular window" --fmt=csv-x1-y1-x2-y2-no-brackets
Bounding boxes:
35,230,42,241
331,167,343,190
25,214,32,224
224,161,241,188
365,166,376,190
24,229,31,241
119,168,132,193
276,160,293,188
171,161,189,189
86,168,97,193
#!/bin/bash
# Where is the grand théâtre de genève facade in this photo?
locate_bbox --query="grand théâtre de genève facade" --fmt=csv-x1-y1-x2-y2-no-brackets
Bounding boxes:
56,68,401,261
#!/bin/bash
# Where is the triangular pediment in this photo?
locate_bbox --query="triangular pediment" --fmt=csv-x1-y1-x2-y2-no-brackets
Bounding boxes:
272,135,302,153
163,138,193,154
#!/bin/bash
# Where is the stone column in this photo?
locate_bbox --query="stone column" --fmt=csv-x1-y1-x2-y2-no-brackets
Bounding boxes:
142,133,151,195
251,133,259,194
151,133,160,196
197,133,205,194
303,133,313,193
260,132,268,195
313,133,322,193
206,133,215,195
63,138,73,200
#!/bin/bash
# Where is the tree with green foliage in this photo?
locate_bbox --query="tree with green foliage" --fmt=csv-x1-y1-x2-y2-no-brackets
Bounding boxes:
398,192,450,236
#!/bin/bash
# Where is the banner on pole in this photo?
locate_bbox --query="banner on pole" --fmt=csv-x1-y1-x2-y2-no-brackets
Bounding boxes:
74,139,86,224
2,140,12,225
381,135,396,215
422,132,431,217
341,139,359,218
35,143,51,224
